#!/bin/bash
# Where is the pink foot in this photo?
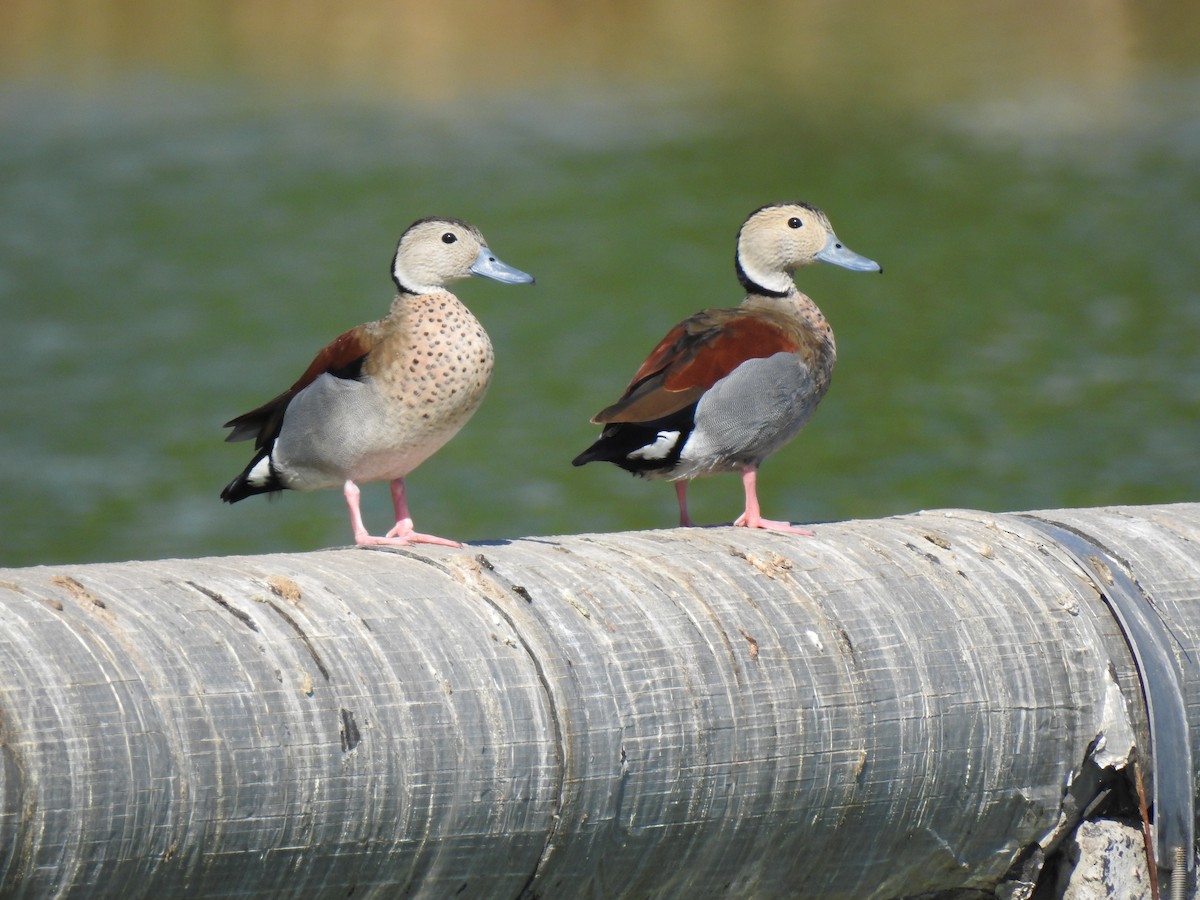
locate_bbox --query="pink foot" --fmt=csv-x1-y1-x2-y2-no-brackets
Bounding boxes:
732,466,814,536
343,478,463,549
380,518,462,548
353,531,463,548
732,512,815,536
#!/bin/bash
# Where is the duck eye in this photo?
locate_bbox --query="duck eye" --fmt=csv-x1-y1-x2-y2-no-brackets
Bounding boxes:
441,232,457,244
787,217,803,229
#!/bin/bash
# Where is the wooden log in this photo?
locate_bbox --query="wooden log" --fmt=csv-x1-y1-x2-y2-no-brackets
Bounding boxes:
0,503,1195,898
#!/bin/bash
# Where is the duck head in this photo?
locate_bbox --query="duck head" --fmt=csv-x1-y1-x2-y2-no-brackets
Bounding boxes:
735,202,881,297
391,216,535,295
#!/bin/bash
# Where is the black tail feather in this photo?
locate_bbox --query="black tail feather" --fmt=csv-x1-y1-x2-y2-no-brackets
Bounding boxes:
220,450,285,503
572,406,696,476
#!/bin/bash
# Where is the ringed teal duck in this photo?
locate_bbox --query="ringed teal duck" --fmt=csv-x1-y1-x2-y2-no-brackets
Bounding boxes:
221,216,534,548
572,201,880,533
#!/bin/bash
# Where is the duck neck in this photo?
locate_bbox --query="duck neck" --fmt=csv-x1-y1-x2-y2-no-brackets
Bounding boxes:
391,273,437,296
735,257,795,298
392,254,450,296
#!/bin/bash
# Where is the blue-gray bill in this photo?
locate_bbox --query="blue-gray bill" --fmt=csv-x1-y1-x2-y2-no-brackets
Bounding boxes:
470,247,536,284
814,233,881,273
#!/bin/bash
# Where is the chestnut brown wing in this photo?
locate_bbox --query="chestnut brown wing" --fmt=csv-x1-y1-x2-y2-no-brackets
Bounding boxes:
223,325,377,449
594,309,800,424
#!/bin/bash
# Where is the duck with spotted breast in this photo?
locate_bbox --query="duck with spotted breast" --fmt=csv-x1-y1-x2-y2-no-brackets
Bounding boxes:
221,216,534,548
572,201,880,533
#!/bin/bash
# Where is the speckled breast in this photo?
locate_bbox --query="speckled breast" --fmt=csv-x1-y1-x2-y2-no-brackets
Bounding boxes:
373,290,494,427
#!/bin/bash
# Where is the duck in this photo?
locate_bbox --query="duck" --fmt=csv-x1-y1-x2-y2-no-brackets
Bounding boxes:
221,216,534,548
572,201,880,534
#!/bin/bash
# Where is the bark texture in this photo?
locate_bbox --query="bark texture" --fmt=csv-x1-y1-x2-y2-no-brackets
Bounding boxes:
0,503,1195,898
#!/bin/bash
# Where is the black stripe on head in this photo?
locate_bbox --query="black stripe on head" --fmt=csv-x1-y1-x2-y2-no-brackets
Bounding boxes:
743,200,820,219
404,214,474,232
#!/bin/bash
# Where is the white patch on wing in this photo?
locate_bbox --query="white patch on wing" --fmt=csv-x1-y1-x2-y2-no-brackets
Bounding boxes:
627,430,681,461
246,455,274,486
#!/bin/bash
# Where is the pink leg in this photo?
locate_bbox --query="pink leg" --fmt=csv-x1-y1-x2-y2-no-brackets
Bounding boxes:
732,466,814,536
344,481,374,542
383,478,463,547
675,481,695,527
343,479,462,549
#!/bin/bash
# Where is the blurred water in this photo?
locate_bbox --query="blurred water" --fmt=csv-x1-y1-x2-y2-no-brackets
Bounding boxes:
1,1,1198,566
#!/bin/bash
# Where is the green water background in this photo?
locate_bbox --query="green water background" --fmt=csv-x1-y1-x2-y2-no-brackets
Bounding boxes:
2,1,1198,565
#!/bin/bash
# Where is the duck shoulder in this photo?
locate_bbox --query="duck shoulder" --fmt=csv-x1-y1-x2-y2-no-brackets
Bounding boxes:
223,321,383,449
593,306,820,425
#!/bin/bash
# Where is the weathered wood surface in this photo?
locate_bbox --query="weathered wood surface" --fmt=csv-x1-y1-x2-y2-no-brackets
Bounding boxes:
0,503,1196,898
